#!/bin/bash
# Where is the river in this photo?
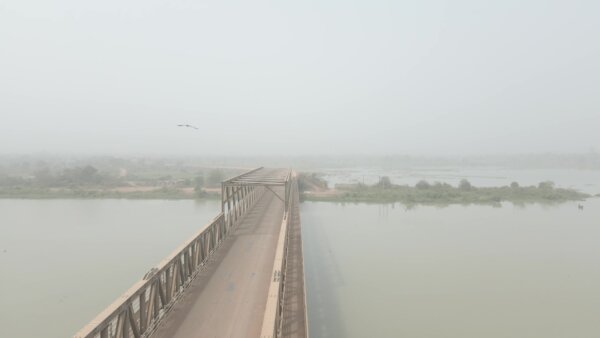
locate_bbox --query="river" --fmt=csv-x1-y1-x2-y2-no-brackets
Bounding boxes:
0,199,221,338
302,199,600,337
1,169,599,337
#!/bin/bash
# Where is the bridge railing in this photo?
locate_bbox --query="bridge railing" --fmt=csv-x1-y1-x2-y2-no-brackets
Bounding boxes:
75,183,263,338
260,174,298,338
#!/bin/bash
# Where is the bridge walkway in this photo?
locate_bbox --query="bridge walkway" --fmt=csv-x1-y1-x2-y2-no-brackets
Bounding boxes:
150,188,284,338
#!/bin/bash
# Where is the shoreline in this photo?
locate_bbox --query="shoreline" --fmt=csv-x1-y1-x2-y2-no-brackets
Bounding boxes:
298,174,594,206
1,177,595,207
1,189,594,207
0,188,221,200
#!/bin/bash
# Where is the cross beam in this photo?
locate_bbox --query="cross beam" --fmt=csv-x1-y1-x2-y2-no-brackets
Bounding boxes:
222,167,292,215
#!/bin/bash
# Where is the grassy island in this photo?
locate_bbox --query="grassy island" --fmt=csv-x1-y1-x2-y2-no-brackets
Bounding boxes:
300,174,590,206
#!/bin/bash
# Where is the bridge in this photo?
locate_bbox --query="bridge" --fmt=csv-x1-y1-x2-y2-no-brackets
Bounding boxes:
75,168,308,338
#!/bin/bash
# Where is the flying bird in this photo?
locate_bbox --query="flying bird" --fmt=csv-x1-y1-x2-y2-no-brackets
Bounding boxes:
177,124,199,130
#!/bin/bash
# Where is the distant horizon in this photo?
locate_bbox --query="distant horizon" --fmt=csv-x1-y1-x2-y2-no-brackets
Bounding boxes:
1,150,599,158
2,151,599,172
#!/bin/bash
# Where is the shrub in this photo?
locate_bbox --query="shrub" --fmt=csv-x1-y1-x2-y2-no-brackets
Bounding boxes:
415,180,430,190
459,179,472,190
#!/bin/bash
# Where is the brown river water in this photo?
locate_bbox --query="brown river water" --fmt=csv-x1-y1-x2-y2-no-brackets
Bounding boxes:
1,168,599,337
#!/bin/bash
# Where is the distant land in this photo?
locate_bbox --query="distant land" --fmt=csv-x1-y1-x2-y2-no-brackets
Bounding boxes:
0,154,598,203
298,173,593,206
0,158,239,200
1,152,600,171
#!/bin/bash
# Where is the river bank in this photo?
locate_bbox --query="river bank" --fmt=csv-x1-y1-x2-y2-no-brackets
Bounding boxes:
299,174,593,206
0,186,221,200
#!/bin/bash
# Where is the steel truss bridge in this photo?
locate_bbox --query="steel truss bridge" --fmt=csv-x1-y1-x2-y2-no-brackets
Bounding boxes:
75,168,308,338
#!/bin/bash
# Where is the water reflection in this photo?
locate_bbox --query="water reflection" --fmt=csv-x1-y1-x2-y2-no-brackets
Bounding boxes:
302,204,347,337
301,199,600,338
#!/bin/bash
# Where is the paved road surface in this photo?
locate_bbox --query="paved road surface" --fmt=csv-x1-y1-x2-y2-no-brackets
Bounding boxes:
151,188,284,338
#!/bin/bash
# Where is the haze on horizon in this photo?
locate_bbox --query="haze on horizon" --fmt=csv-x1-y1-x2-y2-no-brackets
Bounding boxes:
1,0,599,157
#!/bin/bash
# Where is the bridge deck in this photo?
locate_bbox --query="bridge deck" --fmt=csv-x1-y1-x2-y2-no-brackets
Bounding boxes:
151,189,284,338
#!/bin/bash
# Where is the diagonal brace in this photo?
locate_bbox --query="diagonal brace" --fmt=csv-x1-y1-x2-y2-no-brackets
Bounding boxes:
264,185,285,203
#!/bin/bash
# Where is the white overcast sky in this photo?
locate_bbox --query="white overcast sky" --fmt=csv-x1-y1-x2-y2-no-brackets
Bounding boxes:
1,0,598,156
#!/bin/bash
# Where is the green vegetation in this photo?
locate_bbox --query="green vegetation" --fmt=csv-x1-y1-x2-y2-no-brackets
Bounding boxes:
298,172,328,192
207,169,225,187
0,159,239,200
0,186,221,200
0,157,594,205
303,176,590,206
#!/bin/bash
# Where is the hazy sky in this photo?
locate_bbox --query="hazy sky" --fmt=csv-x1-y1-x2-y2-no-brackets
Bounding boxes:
1,0,599,156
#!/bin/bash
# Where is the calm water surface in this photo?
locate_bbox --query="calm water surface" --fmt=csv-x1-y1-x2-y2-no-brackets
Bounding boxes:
0,199,221,338
302,199,600,337
2,186,599,338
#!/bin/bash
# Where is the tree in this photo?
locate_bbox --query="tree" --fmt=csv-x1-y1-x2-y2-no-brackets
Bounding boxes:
207,169,224,187
510,181,520,189
538,181,555,190
34,168,56,187
80,165,99,183
194,176,205,196
377,176,392,189
415,180,430,189
194,176,204,188
60,165,101,185
459,179,472,190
